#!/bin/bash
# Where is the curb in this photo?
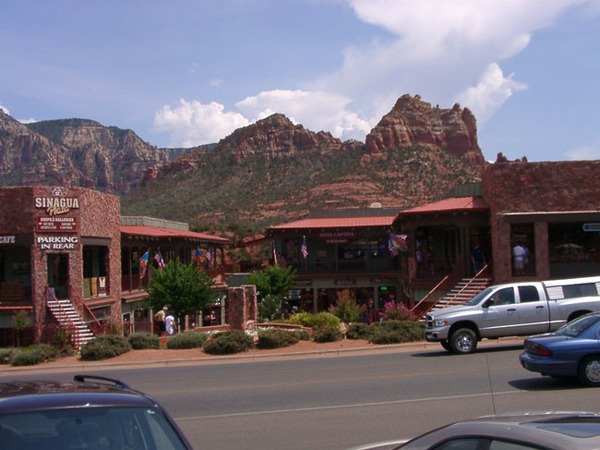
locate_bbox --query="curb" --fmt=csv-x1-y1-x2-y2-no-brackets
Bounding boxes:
2,337,524,374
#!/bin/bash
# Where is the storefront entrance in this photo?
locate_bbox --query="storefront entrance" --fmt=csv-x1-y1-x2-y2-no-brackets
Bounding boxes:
47,253,69,299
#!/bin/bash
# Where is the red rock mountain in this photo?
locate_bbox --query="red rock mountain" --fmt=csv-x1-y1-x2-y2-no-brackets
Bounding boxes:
0,94,487,232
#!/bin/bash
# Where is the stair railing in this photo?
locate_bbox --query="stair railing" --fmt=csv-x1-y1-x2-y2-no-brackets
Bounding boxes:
81,301,104,335
443,261,492,306
45,285,79,344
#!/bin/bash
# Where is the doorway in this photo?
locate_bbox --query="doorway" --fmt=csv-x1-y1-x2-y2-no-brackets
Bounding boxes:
47,253,69,299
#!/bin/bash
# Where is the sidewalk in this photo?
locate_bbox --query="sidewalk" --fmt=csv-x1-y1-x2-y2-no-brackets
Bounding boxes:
3,337,524,374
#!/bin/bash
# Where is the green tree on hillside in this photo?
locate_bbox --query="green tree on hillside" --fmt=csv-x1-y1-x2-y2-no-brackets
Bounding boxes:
143,260,216,329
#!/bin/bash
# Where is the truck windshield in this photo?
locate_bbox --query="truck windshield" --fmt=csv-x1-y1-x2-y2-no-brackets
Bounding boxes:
466,287,494,306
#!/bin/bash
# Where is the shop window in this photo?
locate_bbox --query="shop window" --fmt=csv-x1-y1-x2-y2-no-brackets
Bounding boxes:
549,222,600,277
511,224,535,277
83,245,108,298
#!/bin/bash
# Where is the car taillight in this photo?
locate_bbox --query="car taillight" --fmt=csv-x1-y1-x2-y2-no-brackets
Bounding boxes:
527,342,553,357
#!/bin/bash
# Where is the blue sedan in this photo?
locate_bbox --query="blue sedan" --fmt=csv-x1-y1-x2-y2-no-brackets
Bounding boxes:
520,312,600,386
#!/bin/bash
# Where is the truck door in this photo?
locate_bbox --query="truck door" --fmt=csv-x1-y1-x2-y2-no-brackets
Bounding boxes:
480,287,520,337
516,284,550,335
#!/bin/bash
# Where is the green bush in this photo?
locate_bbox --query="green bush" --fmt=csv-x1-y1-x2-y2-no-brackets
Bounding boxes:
368,320,424,345
9,344,57,366
10,348,46,366
0,348,15,364
203,330,254,355
346,322,372,340
256,328,301,349
258,294,284,322
128,333,160,350
288,312,340,329
79,335,132,361
329,290,364,324
313,326,343,343
166,332,208,349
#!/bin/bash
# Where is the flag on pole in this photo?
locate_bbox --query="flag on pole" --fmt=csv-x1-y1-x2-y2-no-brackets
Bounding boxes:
388,232,408,256
272,241,278,265
205,248,212,263
154,248,165,269
139,249,150,278
300,236,308,260
193,248,202,265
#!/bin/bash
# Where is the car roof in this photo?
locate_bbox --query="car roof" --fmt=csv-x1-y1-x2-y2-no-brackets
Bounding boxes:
0,375,158,415
400,412,600,450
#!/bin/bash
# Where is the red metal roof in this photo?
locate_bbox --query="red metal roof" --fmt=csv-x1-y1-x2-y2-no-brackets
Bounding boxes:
121,225,229,243
397,196,489,216
268,216,395,231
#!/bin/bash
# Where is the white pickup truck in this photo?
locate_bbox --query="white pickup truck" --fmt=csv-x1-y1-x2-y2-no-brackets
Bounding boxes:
425,276,600,354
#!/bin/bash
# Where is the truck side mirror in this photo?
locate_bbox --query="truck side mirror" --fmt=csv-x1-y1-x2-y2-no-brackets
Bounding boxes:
482,299,493,308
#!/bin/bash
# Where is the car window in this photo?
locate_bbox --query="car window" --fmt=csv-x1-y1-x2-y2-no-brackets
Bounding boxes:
557,314,600,337
0,406,188,450
489,288,515,306
432,438,542,450
518,285,541,303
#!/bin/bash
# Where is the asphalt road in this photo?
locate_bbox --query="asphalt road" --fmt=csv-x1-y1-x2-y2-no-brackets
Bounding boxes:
3,343,599,449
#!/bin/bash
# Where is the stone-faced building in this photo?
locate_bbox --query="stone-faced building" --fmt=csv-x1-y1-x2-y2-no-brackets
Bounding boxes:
0,186,121,345
393,160,600,303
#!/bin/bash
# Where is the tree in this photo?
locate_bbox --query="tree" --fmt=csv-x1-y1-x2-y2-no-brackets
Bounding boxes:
247,265,297,301
143,260,216,329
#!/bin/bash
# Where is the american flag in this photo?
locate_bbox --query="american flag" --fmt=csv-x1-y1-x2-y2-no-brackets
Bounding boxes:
300,236,308,260
154,249,165,269
205,248,212,263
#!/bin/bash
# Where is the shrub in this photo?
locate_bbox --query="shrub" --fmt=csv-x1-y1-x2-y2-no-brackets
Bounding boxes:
313,326,343,343
166,332,208,349
346,322,372,340
9,344,57,366
368,320,424,345
203,330,254,355
128,333,160,350
80,335,132,361
256,328,301,349
329,290,364,324
382,302,415,321
0,348,15,364
288,312,340,329
51,327,76,356
258,294,284,322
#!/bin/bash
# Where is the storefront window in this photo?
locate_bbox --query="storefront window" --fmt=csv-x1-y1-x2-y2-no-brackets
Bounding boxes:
511,224,535,277
83,245,108,298
549,222,600,277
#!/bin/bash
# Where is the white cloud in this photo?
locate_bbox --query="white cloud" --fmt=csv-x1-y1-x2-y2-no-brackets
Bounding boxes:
154,1,596,148
456,63,527,124
153,99,249,147
236,90,372,141
565,144,600,161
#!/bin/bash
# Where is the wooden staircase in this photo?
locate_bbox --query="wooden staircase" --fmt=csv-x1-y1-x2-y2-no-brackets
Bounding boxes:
47,299,95,349
428,277,492,312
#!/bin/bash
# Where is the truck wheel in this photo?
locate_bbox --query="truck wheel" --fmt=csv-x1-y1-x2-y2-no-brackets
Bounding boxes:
578,356,600,386
450,328,477,354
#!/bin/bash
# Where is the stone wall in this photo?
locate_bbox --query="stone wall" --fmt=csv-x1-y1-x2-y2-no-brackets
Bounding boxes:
482,161,600,282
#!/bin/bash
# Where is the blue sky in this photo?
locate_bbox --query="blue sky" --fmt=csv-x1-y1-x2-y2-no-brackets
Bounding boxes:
1,0,599,162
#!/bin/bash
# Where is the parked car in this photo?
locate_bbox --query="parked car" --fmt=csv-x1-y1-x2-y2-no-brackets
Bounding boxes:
520,311,600,386
0,374,193,450
426,275,600,354
350,412,600,450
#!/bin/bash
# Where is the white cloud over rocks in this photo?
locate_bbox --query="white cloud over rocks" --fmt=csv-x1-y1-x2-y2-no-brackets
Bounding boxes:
154,0,594,148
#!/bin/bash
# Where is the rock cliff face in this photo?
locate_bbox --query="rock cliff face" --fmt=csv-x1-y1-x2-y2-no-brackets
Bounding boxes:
0,111,173,194
366,94,485,166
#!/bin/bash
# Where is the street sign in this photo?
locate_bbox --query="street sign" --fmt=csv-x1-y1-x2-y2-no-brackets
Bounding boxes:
583,223,600,232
